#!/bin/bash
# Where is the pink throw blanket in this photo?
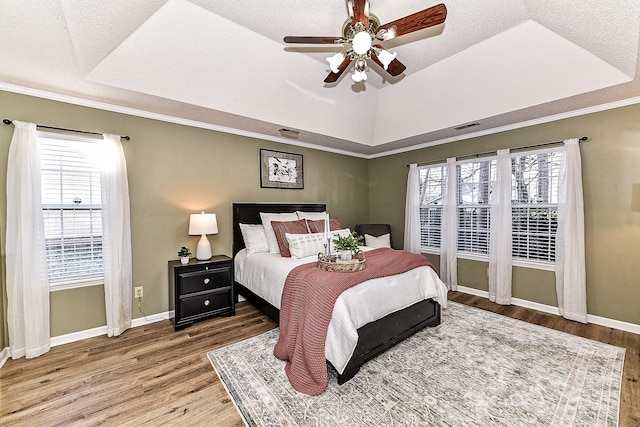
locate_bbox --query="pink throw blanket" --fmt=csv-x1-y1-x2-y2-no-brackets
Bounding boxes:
273,248,433,395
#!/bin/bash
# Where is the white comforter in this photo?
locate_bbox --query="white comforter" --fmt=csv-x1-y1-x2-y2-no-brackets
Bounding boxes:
234,248,448,374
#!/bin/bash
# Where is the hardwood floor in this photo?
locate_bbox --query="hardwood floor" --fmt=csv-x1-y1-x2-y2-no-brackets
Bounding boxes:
1,293,638,426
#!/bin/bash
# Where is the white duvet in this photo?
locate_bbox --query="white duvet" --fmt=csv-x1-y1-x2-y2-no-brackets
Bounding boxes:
234,248,448,374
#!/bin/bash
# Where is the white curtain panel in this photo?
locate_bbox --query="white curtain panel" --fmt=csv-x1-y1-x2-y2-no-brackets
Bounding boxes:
440,157,458,290
404,163,421,253
555,138,587,323
6,121,51,359
489,149,513,305
101,134,133,337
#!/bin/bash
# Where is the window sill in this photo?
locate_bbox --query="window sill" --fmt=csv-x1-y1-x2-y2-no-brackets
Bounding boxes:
419,248,556,272
50,279,104,292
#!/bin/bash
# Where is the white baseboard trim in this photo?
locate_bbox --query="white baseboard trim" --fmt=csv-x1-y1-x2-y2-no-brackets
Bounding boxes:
50,310,173,348
0,347,8,369
455,286,640,335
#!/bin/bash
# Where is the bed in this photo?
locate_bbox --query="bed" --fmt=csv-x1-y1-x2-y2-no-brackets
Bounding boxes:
232,202,447,387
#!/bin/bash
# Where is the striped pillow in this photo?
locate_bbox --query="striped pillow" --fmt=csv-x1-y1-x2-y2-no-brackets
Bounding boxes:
286,232,325,259
286,228,352,259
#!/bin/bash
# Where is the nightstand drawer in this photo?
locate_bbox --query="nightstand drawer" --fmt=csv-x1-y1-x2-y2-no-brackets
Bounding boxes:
179,290,231,319
179,267,230,295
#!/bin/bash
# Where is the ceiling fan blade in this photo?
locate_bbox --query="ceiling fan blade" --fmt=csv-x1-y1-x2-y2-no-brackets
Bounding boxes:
324,57,352,83
370,54,407,77
378,3,447,39
284,36,341,44
349,0,370,30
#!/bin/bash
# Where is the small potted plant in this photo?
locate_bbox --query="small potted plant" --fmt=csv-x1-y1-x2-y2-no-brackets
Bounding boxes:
178,246,191,264
332,232,364,261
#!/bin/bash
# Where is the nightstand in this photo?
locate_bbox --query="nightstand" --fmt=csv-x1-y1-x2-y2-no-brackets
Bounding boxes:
168,255,235,331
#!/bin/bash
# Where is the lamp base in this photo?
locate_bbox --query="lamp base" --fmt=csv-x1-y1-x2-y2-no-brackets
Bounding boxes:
196,234,212,260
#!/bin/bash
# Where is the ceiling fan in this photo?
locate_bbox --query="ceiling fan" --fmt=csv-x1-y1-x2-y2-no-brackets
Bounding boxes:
284,1,447,84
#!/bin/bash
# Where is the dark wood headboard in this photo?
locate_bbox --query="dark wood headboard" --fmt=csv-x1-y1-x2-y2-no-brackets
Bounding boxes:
232,202,326,257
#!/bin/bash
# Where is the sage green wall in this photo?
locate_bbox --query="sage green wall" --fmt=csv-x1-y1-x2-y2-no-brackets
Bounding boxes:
369,104,640,326
0,91,369,341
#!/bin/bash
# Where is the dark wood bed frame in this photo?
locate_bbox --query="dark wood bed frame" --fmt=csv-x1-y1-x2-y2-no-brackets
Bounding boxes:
232,202,442,384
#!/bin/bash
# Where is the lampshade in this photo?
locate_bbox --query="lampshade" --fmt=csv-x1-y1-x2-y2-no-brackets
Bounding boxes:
189,212,218,260
377,49,397,70
352,31,372,55
352,69,367,82
326,52,345,73
189,212,218,235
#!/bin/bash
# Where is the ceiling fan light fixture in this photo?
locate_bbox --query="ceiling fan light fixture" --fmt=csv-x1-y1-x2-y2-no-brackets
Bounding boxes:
326,52,345,73
352,31,372,55
284,2,448,86
352,69,367,82
375,28,389,41
386,26,397,41
377,49,397,70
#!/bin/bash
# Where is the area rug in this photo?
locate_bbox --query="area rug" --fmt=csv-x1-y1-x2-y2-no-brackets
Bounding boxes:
207,302,625,426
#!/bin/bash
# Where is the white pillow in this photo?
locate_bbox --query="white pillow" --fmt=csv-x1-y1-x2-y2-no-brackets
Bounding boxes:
295,211,327,220
286,232,325,259
260,212,299,254
365,233,391,248
239,223,269,256
286,228,352,258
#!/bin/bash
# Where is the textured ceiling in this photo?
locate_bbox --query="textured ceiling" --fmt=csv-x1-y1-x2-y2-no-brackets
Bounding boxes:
1,0,639,157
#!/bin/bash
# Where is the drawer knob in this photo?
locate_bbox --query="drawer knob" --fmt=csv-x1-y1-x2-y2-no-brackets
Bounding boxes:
204,299,210,306
203,278,210,285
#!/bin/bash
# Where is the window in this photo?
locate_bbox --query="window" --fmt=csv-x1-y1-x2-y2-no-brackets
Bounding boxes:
457,159,495,256
40,134,103,289
417,147,562,267
418,164,446,249
510,150,561,263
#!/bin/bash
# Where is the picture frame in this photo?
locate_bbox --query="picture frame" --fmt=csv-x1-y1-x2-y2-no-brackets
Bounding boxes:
260,149,304,189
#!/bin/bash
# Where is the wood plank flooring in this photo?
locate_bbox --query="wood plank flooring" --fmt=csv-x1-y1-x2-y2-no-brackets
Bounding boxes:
1,292,638,426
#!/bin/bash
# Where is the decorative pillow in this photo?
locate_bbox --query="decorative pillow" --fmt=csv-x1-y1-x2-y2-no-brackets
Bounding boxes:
286,228,352,258
286,232,326,259
307,218,342,233
295,211,327,221
260,212,299,254
239,223,269,256
365,233,391,248
271,219,309,257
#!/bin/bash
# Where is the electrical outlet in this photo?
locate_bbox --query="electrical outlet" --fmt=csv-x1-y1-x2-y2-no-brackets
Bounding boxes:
134,286,144,298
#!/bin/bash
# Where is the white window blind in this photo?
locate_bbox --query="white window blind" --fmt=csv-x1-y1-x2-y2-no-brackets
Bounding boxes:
456,159,495,255
416,147,562,267
418,164,446,249
40,135,103,289
510,149,561,263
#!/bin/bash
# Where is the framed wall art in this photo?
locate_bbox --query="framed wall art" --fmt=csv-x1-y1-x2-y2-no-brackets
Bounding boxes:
260,149,304,189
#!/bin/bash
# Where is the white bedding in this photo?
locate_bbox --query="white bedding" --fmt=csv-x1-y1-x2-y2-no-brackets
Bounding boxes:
235,248,448,374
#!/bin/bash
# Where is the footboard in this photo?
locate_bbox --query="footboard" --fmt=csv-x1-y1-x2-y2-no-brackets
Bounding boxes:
337,299,441,384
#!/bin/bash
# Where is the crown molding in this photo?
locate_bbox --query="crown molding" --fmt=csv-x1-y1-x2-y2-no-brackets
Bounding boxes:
3,82,640,160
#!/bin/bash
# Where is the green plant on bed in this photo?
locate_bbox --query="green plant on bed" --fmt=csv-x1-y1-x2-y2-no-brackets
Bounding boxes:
332,232,364,255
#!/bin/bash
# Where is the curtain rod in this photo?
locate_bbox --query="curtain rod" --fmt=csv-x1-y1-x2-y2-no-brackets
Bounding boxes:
407,136,587,167
2,118,131,141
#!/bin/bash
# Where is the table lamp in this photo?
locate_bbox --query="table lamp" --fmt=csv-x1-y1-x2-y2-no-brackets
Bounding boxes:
189,212,218,260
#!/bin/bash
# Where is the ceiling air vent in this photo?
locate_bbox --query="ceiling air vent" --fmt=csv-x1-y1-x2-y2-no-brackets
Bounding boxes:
454,122,480,131
279,128,300,139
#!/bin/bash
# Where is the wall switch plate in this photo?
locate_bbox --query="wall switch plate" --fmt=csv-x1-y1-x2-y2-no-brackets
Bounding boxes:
134,286,143,298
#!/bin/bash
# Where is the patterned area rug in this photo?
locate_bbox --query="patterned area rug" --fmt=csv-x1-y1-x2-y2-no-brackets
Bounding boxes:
207,302,625,426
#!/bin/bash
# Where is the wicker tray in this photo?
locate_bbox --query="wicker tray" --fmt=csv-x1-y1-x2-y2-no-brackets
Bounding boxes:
317,251,366,272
